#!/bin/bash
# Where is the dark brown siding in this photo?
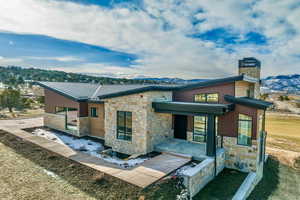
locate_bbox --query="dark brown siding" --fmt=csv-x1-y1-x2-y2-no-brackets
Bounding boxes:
44,88,88,117
174,83,235,132
173,82,235,104
173,82,259,139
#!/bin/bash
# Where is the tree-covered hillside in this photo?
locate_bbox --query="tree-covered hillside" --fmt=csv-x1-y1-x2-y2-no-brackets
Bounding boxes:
0,66,159,85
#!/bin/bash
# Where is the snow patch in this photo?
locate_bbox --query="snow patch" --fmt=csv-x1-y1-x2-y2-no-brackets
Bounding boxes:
43,169,58,178
32,129,148,168
175,162,198,176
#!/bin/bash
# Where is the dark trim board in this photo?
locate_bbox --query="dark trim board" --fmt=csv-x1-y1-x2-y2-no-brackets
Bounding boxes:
152,101,234,115
97,85,175,99
224,95,273,110
174,74,258,91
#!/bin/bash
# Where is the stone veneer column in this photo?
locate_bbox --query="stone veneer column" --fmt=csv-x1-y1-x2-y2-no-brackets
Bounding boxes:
104,91,173,155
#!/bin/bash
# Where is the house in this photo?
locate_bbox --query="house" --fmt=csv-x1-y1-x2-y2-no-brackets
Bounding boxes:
37,57,272,176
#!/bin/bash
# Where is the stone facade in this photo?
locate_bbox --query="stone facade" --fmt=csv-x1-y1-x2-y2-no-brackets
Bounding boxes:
223,136,258,172
239,67,261,80
104,91,173,155
44,113,66,131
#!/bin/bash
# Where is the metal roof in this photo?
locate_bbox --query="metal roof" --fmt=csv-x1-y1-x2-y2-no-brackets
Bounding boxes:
224,95,273,110
36,74,259,101
36,82,176,102
36,82,101,101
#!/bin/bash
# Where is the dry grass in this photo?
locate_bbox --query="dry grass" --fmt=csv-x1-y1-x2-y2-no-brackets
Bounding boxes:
266,114,300,152
265,113,300,170
0,109,44,120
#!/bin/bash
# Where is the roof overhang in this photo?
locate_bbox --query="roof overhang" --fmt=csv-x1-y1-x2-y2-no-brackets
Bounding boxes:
98,85,174,99
224,95,273,110
174,74,258,91
152,101,234,115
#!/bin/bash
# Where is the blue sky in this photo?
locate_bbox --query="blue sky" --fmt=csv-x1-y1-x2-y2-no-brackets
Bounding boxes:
0,0,299,78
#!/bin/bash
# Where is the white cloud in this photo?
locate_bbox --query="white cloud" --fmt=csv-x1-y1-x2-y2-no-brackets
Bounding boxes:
25,56,84,62
0,56,24,65
0,0,299,78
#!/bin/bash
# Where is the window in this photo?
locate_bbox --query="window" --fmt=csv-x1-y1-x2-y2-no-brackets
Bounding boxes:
237,114,252,146
117,111,132,141
90,107,98,118
194,94,206,102
194,93,219,103
193,116,207,142
207,93,219,102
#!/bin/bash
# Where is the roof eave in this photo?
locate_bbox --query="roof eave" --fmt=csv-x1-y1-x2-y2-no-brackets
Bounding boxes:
224,95,273,110
98,86,174,99
174,75,257,91
152,101,234,115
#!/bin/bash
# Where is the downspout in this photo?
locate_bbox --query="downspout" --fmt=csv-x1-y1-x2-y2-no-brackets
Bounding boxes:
214,116,217,177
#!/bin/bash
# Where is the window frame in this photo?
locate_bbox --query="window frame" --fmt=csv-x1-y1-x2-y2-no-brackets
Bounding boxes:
116,111,132,141
90,107,98,118
193,115,208,143
237,114,253,146
194,93,219,103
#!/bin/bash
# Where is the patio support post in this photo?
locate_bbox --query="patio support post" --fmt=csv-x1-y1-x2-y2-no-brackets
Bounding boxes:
206,114,216,157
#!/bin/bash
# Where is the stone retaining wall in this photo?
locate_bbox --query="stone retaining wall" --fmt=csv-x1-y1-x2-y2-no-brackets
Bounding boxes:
78,117,90,136
44,113,66,131
44,113,88,137
183,149,225,198
223,136,258,172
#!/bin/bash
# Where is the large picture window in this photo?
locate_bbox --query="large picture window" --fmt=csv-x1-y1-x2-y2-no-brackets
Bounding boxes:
193,116,207,142
194,93,219,103
237,114,252,146
117,111,132,141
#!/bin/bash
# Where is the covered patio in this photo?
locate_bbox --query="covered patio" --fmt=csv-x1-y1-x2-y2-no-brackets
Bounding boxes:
154,138,208,160
152,101,234,158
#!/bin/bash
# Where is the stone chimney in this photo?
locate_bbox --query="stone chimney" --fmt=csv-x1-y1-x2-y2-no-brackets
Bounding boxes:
238,57,261,98
238,57,261,80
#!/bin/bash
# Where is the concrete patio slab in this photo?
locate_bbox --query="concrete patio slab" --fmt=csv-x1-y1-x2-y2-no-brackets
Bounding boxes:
155,138,209,160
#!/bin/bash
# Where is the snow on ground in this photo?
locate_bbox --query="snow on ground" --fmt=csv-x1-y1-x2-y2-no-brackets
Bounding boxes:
32,129,148,168
43,169,59,179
